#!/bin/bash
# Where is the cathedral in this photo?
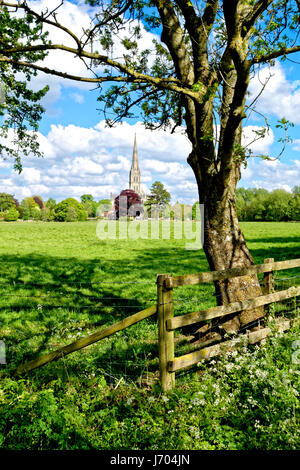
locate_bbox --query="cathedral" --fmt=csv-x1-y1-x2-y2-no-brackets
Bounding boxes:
128,134,145,201
110,134,145,208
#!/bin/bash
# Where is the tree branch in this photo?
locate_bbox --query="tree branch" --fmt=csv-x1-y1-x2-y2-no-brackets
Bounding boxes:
0,42,198,97
242,0,274,37
252,44,300,64
83,0,134,47
153,0,194,85
103,86,160,126
0,56,132,84
175,0,218,82
0,0,82,50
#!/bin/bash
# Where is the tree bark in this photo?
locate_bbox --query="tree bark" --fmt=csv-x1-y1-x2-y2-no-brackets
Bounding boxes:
189,150,264,335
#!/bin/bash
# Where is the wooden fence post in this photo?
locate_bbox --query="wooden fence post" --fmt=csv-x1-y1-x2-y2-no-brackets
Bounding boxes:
264,258,274,314
157,273,175,391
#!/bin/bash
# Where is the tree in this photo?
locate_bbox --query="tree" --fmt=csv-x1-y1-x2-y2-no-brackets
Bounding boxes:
235,191,246,221
32,195,44,209
145,182,171,209
30,205,41,221
20,197,40,220
80,194,96,216
0,192,17,212
40,206,54,222
192,201,200,221
1,1,300,333
247,189,269,221
80,194,94,203
65,205,78,222
114,189,143,219
0,3,49,172
265,189,293,221
235,187,300,221
293,186,300,196
45,198,56,210
54,198,87,222
98,199,112,211
290,193,300,221
4,206,18,221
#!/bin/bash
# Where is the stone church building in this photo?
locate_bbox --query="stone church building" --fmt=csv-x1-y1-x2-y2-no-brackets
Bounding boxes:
129,133,145,201
109,134,145,214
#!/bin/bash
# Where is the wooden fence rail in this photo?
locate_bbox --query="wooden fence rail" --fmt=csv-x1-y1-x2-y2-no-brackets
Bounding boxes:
158,257,300,391
14,257,300,393
167,286,300,331
168,318,291,373
15,304,156,376
165,258,300,288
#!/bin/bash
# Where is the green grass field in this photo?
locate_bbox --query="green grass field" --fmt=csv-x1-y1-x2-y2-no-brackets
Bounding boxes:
0,221,299,450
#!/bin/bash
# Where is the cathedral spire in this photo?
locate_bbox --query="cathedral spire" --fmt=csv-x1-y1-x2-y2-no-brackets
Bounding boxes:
129,133,141,195
131,133,139,170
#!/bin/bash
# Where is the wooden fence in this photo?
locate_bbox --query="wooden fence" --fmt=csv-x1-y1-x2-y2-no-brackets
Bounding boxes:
15,258,300,392
157,258,300,391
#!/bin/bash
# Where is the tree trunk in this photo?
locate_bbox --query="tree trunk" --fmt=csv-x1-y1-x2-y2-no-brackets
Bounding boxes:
189,152,264,336
203,191,264,334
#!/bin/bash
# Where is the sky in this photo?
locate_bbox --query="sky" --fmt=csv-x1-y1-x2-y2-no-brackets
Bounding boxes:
0,0,299,205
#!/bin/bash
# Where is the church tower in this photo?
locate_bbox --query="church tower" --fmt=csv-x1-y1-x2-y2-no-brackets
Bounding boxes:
129,134,142,197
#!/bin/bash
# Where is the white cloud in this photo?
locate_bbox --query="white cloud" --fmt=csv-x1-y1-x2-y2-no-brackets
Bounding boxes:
242,126,274,154
248,62,300,124
47,124,105,156
18,1,160,114
22,168,41,184
95,121,191,161
106,156,131,172
1,119,297,205
69,157,104,176
71,93,85,104
292,140,300,152
240,158,300,192
1,121,197,204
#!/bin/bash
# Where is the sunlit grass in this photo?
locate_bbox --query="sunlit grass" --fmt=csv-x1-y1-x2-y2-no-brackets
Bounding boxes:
0,220,299,450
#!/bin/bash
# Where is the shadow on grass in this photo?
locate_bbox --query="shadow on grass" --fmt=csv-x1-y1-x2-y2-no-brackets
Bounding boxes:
1,235,299,381
0,247,205,380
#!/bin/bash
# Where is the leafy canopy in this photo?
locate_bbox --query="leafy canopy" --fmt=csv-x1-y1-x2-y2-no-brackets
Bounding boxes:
145,181,171,208
0,1,300,173
0,3,50,171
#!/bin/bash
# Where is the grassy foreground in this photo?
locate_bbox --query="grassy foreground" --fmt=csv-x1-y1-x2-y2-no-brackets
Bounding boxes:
0,221,299,450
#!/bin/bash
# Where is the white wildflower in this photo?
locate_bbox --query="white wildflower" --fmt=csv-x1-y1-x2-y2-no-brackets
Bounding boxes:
254,420,261,430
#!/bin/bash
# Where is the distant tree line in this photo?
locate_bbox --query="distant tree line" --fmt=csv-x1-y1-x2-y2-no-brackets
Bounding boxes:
1,186,299,223
0,193,113,222
192,187,299,222
235,187,300,221
191,187,300,222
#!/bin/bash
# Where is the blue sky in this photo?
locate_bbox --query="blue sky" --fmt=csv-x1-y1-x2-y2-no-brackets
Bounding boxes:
0,0,299,204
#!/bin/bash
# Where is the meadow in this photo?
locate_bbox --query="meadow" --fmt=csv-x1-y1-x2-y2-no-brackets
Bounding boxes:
0,220,299,450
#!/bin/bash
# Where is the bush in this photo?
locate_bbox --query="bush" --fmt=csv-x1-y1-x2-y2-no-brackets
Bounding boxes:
20,197,40,220
4,207,19,221
40,207,54,222
54,198,87,222
0,193,18,213
65,206,78,222
31,207,41,220
33,196,44,209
